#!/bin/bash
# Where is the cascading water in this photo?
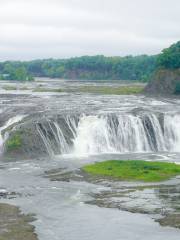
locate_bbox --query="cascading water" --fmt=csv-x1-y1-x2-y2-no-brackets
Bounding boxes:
73,115,116,155
36,116,78,156
37,113,180,156
164,115,180,152
73,114,156,155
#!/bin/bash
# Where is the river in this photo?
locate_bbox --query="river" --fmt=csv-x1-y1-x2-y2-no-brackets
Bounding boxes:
0,78,180,240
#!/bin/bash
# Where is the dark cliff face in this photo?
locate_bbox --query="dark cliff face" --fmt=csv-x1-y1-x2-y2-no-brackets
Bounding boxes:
145,69,180,95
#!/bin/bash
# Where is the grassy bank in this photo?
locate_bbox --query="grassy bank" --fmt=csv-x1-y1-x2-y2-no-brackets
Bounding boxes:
78,85,144,95
83,160,180,182
1,84,144,95
33,85,144,94
33,87,63,93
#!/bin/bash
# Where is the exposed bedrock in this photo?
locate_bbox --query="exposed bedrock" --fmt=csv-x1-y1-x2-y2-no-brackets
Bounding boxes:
145,69,180,95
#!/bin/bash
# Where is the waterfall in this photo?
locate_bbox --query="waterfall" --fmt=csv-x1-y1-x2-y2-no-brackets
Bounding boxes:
73,114,156,155
36,116,77,156
164,115,180,151
37,113,180,156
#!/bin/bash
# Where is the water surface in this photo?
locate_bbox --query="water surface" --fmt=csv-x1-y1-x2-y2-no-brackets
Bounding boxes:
0,78,180,240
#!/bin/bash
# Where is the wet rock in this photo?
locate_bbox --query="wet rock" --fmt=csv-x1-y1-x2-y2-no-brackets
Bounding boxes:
3,120,48,160
0,203,38,240
0,189,22,199
0,189,9,198
145,69,180,95
3,114,78,160
45,167,180,228
157,214,180,229
44,168,84,182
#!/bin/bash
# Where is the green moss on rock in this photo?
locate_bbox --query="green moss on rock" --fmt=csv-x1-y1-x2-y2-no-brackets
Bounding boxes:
83,160,180,182
6,134,22,151
145,69,180,95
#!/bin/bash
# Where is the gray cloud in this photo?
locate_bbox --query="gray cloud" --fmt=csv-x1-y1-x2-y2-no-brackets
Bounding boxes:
0,0,179,60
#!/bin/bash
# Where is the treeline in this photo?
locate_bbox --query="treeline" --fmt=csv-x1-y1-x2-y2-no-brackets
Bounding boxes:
157,41,180,69
0,41,179,82
0,55,157,82
145,41,180,95
0,63,33,81
26,55,157,81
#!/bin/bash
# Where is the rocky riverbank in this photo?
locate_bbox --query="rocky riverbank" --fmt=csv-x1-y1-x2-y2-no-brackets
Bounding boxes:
145,69,180,95
0,203,38,240
44,165,180,230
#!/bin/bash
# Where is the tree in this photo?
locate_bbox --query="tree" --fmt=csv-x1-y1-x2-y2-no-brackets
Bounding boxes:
157,41,180,69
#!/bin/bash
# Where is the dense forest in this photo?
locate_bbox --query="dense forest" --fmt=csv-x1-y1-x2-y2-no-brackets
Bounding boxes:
145,41,180,95
0,41,179,82
0,55,157,82
0,64,33,81
25,55,158,81
157,41,180,69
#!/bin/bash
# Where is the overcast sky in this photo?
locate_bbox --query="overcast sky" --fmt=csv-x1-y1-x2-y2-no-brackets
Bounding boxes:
0,0,179,60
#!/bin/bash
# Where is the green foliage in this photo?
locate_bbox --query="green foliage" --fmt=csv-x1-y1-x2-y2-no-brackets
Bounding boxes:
83,160,180,182
1,41,180,81
6,134,22,151
175,82,180,94
0,55,158,81
1,62,34,81
78,85,144,95
157,41,180,69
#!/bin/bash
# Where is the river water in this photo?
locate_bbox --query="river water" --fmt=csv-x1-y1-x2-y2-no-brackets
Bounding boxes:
0,78,180,240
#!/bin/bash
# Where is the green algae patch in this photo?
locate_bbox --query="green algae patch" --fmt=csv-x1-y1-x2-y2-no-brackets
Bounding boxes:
83,160,180,182
6,134,22,151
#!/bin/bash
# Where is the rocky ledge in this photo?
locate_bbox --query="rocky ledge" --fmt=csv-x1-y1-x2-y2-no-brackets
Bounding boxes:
44,167,180,230
145,69,180,95
0,203,38,240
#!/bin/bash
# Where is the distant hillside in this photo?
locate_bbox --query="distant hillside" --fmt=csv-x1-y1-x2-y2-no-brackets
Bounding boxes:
1,42,180,83
0,55,157,82
145,41,180,95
